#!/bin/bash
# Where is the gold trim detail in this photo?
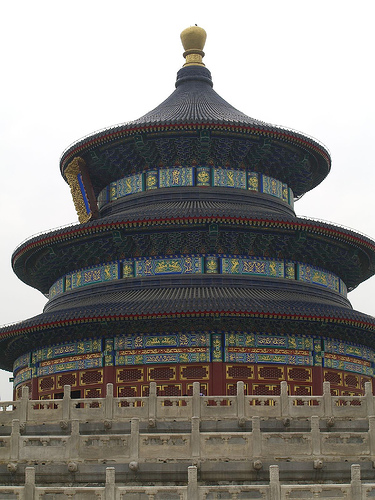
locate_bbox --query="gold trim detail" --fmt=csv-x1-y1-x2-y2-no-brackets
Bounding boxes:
180,26,207,67
65,157,98,224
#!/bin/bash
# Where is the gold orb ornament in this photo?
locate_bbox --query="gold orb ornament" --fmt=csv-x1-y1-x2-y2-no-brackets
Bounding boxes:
180,25,207,67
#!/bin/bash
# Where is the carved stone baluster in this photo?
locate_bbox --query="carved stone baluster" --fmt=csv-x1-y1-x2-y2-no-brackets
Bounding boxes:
252,416,261,458
351,464,362,498
187,465,198,499
24,467,35,500
269,465,280,500
130,418,139,461
323,382,332,417
105,466,115,500
191,416,200,459
280,381,288,417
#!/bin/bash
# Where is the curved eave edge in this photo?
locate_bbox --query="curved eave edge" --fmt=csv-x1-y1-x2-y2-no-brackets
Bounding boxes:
1,310,375,341
12,216,375,270
59,123,331,177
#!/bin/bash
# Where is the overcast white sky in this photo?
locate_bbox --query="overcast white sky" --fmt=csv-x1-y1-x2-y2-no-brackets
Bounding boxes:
0,0,374,400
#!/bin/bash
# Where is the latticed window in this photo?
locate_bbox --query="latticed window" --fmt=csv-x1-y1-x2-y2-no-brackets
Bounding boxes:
158,385,181,396
85,388,101,398
149,367,175,381
227,365,253,379
344,374,359,388
258,366,283,380
117,368,143,382
118,386,137,397
81,370,103,385
324,371,341,385
40,377,54,391
294,386,311,396
57,373,77,388
253,384,280,395
181,365,208,379
288,368,311,381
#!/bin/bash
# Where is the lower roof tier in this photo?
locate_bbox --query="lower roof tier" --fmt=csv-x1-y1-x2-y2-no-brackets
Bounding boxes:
1,277,375,371
11,200,375,294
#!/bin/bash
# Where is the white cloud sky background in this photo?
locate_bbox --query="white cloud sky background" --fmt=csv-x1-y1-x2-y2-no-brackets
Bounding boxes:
0,0,374,400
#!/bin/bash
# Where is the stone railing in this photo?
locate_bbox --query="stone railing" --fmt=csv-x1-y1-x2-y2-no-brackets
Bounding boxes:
1,381,374,425
0,381,374,467
0,464,374,499
1,413,374,465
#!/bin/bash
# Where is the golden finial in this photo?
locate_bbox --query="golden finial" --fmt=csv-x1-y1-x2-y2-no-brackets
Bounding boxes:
180,25,207,67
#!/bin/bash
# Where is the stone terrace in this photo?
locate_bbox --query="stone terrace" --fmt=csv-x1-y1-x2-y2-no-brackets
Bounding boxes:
1,381,375,499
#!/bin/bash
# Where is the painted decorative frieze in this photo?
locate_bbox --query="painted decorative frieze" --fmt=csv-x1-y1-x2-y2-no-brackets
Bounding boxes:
37,353,103,376
134,256,204,277
49,255,347,299
96,166,294,208
32,339,102,364
297,264,340,292
159,167,194,187
65,263,119,291
262,175,283,199
323,339,374,362
221,257,284,278
213,168,246,189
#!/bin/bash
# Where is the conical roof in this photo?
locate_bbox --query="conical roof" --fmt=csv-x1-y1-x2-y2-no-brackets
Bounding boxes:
60,27,330,198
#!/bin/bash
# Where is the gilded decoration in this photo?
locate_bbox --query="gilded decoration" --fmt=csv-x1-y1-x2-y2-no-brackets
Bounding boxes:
62,263,119,295
282,183,289,203
146,170,158,190
212,334,222,362
285,262,295,280
213,168,246,189
104,339,115,367
110,181,117,201
114,332,212,366
247,172,258,191
116,349,210,366
225,348,313,366
196,166,211,186
32,339,102,364
37,354,102,377
14,367,32,386
323,339,374,362
297,263,339,292
180,26,207,67
205,256,218,273
221,257,284,278
13,352,30,372
159,167,194,187
12,331,375,390
117,173,143,197
114,332,211,350
49,254,348,299
224,333,316,366
123,261,134,278
49,278,64,299
134,256,203,277
65,157,98,223
96,167,295,210
323,355,373,376
262,175,283,199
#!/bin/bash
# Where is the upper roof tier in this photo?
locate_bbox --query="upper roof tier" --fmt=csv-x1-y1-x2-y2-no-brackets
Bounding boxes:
60,26,331,198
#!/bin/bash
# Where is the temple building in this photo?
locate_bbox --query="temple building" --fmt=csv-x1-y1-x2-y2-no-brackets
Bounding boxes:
1,25,375,499
1,27,375,401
